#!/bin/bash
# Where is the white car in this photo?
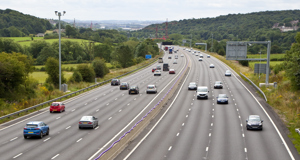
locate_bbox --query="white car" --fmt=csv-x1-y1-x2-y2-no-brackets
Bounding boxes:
199,54,203,58
225,70,231,76
146,84,157,94
173,60,177,64
209,64,215,68
181,54,184,57
154,70,161,76
198,58,203,61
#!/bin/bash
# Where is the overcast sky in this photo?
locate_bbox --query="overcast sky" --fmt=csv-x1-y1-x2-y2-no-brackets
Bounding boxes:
1,0,299,21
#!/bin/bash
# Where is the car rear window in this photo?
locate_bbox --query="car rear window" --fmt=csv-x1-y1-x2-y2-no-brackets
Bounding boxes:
80,116,92,121
51,103,60,106
26,124,38,128
148,86,154,89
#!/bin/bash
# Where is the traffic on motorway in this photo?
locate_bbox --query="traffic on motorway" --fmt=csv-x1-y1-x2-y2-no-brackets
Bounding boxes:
0,45,298,160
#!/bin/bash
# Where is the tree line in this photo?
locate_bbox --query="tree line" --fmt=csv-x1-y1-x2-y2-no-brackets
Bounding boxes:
135,10,300,54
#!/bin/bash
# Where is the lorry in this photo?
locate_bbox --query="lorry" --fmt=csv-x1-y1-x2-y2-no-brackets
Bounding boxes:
163,63,169,71
169,48,173,54
158,58,163,63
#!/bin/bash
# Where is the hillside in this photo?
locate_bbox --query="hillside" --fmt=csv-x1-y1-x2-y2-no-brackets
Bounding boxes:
0,9,52,36
134,10,300,52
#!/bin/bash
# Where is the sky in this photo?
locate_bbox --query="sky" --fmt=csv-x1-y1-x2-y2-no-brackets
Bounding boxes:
1,0,299,21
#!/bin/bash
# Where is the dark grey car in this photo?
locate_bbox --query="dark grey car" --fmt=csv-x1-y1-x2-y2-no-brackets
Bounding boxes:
217,94,228,104
188,82,197,90
79,116,98,129
246,115,263,130
214,81,223,89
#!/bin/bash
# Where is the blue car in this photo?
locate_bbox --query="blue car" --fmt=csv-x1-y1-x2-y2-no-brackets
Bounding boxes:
217,94,228,104
23,121,49,139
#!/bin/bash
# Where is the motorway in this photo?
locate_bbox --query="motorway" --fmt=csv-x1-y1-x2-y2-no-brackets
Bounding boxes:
0,49,187,160
116,48,300,160
0,46,299,160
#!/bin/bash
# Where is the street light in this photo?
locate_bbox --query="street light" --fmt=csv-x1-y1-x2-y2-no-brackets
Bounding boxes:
55,11,66,91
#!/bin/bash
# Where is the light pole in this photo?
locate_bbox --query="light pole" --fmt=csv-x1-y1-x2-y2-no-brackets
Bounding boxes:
211,33,213,52
55,11,66,91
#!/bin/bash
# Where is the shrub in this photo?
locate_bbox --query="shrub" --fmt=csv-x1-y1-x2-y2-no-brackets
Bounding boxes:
76,64,95,82
72,70,83,82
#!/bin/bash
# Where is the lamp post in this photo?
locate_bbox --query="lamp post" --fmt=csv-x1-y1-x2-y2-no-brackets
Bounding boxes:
55,11,66,91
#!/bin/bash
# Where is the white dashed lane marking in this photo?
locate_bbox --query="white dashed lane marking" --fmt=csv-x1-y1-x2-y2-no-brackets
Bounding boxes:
13,153,22,159
10,137,18,141
76,138,82,142
51,154,59,159
66,126,71,129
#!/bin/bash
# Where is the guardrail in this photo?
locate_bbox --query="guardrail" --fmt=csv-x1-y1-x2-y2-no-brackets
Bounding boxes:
94,54,190,160
240,72,267,102
0,52,163,121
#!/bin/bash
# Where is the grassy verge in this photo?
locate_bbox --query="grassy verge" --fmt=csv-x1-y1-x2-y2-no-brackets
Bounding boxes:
201,50,300,154
0,51,163,124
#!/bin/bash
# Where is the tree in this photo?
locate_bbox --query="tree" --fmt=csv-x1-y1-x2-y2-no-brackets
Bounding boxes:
65,25,78,37
284,32,300,90
92,57,109,78
0,52,32,100
29,40,49,58
114,45,133,68
72,70,83,82
45,57,66,87
36,45,58,65
76,64,95,82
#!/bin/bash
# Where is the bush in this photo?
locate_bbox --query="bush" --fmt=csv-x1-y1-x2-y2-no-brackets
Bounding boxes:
40,67,46,71
72,70,83,82
77,56,83,63
92,58,109,78
239,60,249,67
76,64,95,82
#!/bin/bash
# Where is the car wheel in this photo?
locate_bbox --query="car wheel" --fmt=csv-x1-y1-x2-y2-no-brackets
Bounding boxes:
24,135,27,139
60,109,62,113
40,132,43,139
79,126,81,129
50,111,52,113
46,129,49,135
246,127,249,130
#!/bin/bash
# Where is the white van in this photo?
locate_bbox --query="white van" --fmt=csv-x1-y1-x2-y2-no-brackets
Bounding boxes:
196,86,209,99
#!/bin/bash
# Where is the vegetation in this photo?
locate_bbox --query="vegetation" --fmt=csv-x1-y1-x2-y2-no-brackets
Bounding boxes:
135,10,300,54
0,9,52,36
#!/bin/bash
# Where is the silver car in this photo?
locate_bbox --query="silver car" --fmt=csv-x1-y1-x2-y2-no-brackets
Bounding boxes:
146,84,157,94
173,60,177,64
225,70,232,76
209,64,215,68
79,116,98,129
214,81,223,89
154,70,161,76
188,82,197,90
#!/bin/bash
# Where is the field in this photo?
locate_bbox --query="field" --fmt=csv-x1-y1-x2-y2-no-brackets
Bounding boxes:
30,71,73,83
247,53,285,59
248,61,284,70
34,63,112,70
4,37,102,47
5,37,43,42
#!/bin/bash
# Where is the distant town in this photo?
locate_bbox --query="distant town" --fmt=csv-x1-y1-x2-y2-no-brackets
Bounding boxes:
48,19,165,31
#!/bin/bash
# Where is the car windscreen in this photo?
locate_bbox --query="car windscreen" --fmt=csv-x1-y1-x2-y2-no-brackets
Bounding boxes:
249,117,261,121
147,86,155,89
26,124,38,128
51,103,59,106
197,88,207,92
219,94,227,98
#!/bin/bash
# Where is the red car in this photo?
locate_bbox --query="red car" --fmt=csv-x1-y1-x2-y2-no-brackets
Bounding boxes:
152,68,157,72
169,69,175,74
50,102,65,113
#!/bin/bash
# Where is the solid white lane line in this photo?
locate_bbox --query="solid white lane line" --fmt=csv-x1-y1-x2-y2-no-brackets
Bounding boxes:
44,137,51,142
13,153,22,159
76,138,82,142
66,126,71,129
10,137,18,141
177,133,180,136
51,154,59,159
168,146,172,151
108,117,112,120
